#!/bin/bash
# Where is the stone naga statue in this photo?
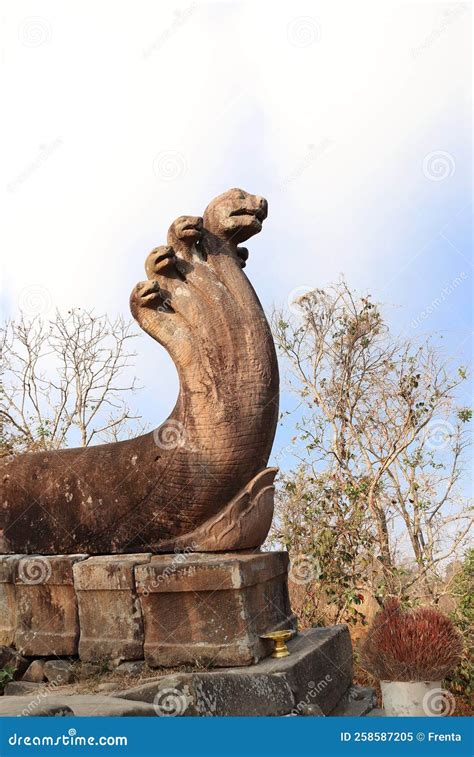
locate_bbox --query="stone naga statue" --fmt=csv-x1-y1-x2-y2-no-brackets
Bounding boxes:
0,189,279,554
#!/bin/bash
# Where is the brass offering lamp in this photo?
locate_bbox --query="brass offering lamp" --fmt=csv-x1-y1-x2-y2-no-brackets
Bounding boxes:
260,629,295,659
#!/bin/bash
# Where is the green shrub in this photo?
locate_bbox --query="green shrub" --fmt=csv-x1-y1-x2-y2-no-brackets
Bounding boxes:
446,549,474,700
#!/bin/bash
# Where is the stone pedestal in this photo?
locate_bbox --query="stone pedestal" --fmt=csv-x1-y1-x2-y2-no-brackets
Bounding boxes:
73,554,150,663
0,550,295,668
14,555,87,656
135,551,296,668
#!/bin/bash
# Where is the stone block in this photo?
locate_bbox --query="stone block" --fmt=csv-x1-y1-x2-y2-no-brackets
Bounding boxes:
262,626,354,715
78,662,101,680
330,684,378,716
73,554,150,663
43,659,76,684
0,700,74,717
4,681,47,696
0,556,20,645
296,703,325,716
366,708,385,717
14,555,87,656
114,660,147,675
117,671,294,716
22,659,46,682
135,551,296,668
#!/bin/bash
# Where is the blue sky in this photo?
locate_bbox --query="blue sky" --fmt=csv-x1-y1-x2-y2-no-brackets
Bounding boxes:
2,0,472,464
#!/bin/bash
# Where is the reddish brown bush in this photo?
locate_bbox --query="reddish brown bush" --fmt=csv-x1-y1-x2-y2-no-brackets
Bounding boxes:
360,598,463,681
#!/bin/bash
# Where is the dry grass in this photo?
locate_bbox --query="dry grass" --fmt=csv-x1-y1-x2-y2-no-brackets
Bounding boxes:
44,661,202,697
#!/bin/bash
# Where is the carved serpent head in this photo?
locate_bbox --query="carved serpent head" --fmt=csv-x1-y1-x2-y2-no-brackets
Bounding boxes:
167,215,203,246
203,188,268,244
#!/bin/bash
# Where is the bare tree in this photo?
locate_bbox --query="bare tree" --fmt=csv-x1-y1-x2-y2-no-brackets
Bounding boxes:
0,309,144,454
271,280,472,601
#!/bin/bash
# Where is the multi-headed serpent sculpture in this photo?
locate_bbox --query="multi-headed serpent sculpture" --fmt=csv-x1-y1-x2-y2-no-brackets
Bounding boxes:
0,189,279,554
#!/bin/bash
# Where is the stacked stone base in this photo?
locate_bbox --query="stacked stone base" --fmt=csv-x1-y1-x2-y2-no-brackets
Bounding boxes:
0,551,296,667
0,627,363,717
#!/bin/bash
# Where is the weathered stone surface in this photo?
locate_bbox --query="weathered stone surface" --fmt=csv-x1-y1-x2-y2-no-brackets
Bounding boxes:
117,627,352,716
117,672,294,716
0,189,278,555
0,699,73,717
4,681,46,696
78,663,101,679
331,696,377,717
0,556,19,645
295,703,325,716
74,555,150,663
0,694,158,717
330,685,378,716
22,659,46,683
158,468,278,553
262,627,353,715
14,555,87,656
43,659,76,684
0,549,303,673
366,708,385,717
114,660,147,675
136,551,296,667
